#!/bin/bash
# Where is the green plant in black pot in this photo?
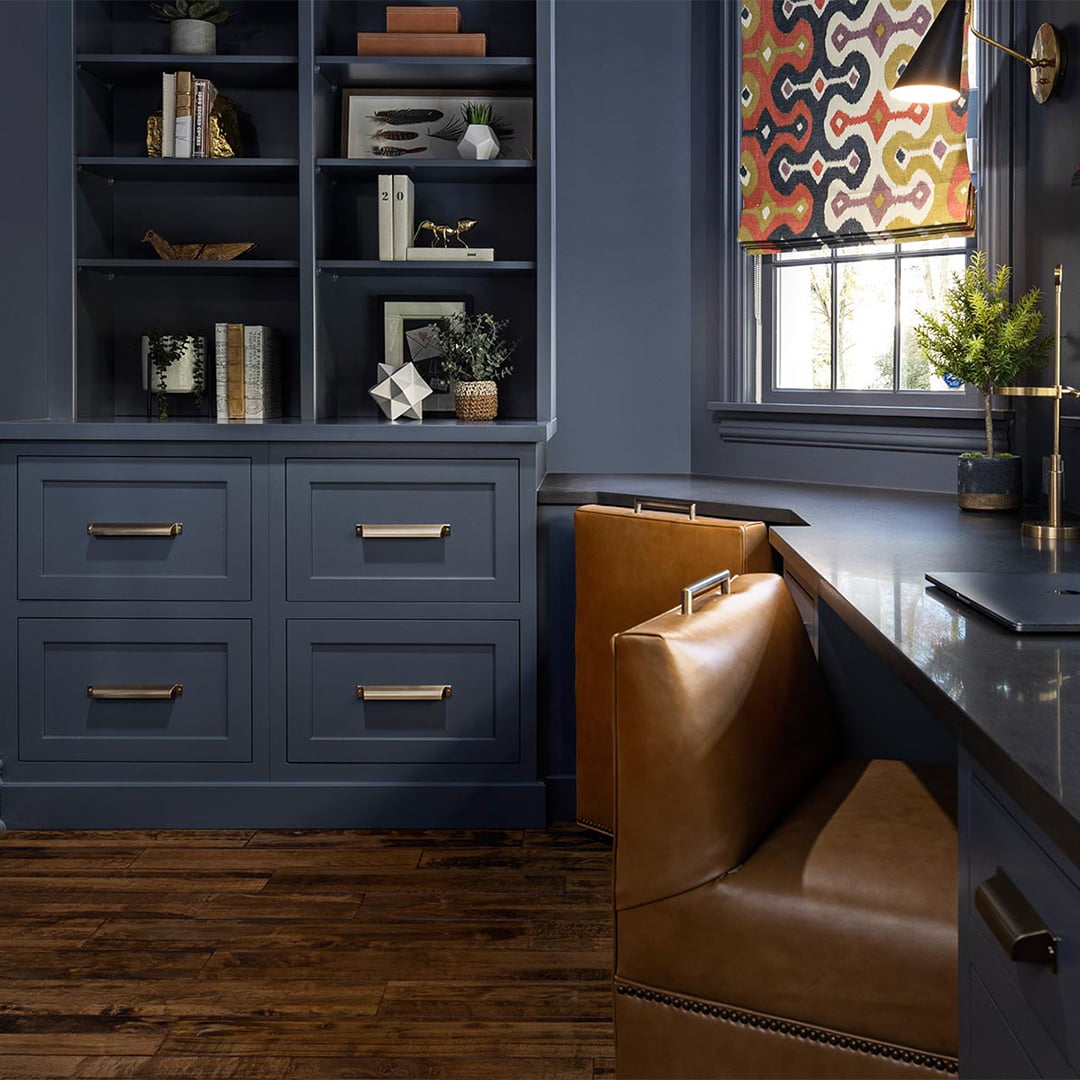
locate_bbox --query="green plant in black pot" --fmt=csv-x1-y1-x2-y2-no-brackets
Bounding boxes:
432,311,515,421
913,251,1051,510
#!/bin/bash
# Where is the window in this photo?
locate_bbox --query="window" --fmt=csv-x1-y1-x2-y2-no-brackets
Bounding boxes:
763,237,970,401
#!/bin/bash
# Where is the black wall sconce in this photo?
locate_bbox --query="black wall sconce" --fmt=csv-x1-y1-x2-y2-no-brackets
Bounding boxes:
891,0,1065,105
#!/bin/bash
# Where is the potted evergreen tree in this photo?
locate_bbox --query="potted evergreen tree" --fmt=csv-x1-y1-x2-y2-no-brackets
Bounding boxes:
913,252,1051,510
432,312,515,421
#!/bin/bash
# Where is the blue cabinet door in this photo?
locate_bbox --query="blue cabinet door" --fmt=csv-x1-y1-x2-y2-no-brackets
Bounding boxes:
285,458,519,603
18,456,252,601
18,618,252,762
286,619,520,765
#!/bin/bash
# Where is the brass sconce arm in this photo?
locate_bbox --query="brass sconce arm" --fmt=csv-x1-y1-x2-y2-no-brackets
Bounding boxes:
970,25,1053,69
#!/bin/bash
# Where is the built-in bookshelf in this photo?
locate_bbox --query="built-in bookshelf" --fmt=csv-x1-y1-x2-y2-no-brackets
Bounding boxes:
51,0,552,425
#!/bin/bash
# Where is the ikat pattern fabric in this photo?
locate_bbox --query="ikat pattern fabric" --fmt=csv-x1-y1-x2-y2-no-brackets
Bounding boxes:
738,0,974,253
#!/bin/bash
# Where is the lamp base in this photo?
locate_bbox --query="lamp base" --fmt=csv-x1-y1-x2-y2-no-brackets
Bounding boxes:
1031,23,1066,104
1021,520,1080,541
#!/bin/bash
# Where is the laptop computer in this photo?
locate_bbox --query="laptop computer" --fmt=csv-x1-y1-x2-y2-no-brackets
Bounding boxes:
924,571,1080,632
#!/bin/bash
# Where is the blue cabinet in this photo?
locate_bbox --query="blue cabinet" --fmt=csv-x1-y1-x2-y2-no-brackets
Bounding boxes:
18,455,251,601
285,457,520,603
19,618,252,763
961,753,1080,1078
1,439,544,828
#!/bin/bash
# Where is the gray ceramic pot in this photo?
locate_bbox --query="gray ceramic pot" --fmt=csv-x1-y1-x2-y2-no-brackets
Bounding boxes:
957,455,1022,511
170,18,216,54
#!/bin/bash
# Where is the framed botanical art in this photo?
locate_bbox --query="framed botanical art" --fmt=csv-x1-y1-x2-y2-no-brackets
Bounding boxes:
341,89,534,160
382,297,469,413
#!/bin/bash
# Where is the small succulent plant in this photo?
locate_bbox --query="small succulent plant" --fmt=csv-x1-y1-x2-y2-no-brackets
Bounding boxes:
461,102,494,126
150,0,232,25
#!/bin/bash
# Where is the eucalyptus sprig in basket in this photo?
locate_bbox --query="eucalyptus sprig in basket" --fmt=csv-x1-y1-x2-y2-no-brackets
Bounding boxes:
432,312,515,421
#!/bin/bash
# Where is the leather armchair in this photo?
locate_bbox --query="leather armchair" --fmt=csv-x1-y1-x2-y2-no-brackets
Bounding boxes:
575,504,772,834
613,573,958,1079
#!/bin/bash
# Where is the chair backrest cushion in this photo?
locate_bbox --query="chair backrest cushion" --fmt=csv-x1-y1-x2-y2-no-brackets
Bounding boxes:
614,573,836,910
575,504,772,832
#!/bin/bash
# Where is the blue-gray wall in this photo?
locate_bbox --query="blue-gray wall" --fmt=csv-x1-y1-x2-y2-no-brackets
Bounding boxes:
548,0,693,473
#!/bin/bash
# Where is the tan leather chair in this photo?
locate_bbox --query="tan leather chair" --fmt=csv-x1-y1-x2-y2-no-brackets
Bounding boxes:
575,503,772,834
613,573,958,1079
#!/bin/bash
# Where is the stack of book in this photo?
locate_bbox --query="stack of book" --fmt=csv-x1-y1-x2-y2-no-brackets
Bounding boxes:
357,6,485,56
214,324,282,421
161,72,218,158
377,173,495,261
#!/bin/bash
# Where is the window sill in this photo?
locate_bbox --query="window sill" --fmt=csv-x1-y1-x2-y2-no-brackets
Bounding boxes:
706,401,1011,422
706,401,1013,456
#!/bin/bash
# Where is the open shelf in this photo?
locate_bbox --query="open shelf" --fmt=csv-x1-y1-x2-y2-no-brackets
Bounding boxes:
318,260,536,275
315,56,535,90
317,158,536,182
78,259,300,275
78,157,300,182
76,54,300,89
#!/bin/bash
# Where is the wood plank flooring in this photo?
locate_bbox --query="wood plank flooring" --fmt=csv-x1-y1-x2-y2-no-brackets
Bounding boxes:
0,825,614,1079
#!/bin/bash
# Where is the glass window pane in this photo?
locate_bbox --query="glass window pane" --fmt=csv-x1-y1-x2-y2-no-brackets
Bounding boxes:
836,261,894,390
900,254,967,390
776,265,831,389
834,241,892,258
776,247,829,263
899,236,966,254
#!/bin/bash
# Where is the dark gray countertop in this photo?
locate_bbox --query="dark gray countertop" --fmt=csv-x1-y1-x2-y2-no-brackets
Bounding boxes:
540,472,1080,868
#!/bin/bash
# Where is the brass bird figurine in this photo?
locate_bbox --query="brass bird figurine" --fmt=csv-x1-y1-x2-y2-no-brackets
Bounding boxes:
141,229,257,261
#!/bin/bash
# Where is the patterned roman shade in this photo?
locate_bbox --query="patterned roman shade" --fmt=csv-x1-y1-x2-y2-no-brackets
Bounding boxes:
738,0,974,253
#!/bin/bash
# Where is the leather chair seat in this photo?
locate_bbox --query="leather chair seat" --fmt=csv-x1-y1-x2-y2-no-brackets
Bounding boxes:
617,758,958,1057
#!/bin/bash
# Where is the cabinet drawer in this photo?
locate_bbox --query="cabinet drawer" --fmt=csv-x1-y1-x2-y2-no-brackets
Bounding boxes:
969,776,1080,1069
285,458,519,602
18,619,252,762
18,456,251,601
286,620,519,764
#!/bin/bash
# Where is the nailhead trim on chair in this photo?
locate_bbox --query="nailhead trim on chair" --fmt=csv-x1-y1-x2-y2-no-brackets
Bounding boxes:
615,982,959,1074
576,816,613,836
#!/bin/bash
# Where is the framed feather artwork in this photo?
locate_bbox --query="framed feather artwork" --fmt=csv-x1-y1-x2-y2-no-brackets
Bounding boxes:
341,89,534,160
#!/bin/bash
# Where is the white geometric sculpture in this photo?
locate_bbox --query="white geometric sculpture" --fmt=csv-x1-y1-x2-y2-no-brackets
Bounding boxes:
369,361,432,421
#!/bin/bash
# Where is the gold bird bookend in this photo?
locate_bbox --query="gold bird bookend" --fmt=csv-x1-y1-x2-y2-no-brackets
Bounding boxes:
141,230,257,261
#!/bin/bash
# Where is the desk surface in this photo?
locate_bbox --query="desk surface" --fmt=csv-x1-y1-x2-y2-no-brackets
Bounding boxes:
540,472,1080,869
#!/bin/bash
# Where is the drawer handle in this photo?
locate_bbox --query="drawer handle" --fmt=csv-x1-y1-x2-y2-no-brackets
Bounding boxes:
87,522,183,537
356,684,452,701
356,523,451,539
975,867,1059,972
87,684,184,701
681,569,733,615
634,497,697,520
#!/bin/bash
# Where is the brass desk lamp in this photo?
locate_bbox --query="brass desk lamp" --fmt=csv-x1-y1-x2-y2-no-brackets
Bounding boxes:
998,264,1080,541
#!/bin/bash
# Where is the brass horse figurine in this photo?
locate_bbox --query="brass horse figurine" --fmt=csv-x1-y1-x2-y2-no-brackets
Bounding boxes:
412,218,478,248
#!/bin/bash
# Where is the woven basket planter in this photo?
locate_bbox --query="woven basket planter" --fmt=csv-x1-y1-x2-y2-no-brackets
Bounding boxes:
454,381,498,422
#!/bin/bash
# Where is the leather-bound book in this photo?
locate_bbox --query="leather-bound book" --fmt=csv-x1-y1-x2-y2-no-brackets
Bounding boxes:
385,6,461,33
356,32,486,56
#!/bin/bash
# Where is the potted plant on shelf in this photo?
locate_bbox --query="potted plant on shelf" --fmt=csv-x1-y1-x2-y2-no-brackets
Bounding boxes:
456,102,501,161
142,332,206,421
432,312,515,421
150,0,232,55
913,251,1051,510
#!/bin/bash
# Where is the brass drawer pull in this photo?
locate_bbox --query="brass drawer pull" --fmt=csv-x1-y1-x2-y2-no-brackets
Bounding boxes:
356,523,451,539
87,684,184,701
634,497,697,520
975,867,1059,972
87,522,183,537
356,684,452,701
681,569,733,615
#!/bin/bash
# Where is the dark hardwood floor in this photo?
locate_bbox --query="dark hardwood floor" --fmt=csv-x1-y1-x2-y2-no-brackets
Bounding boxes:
0,824,614,1079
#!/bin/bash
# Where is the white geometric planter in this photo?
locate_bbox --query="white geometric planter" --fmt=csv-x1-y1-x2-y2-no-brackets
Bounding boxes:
456,124,500,161
170,18,216,55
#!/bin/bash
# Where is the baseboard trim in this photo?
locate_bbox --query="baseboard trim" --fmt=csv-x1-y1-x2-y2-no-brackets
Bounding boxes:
1,782,548,829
